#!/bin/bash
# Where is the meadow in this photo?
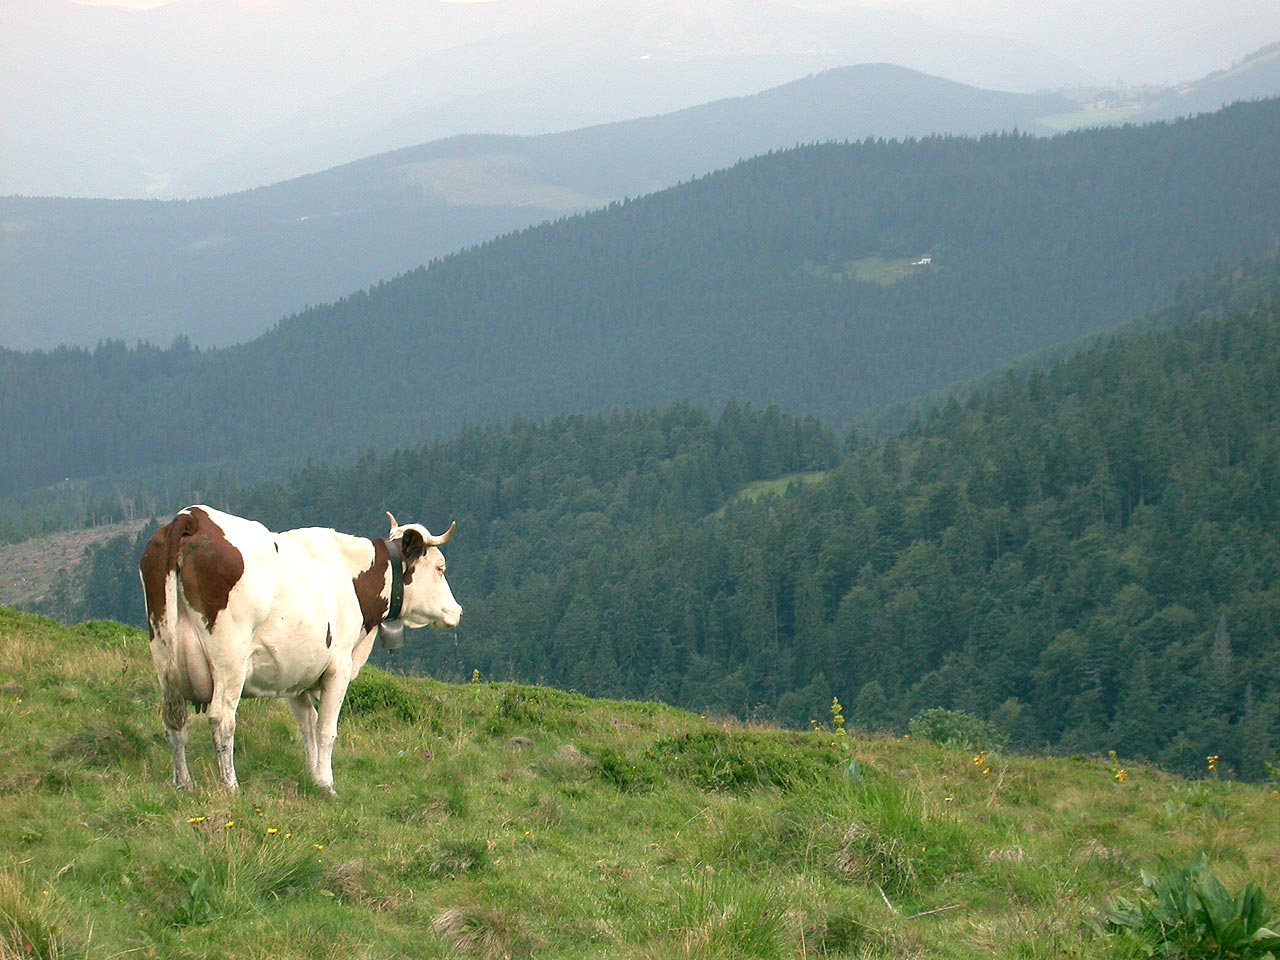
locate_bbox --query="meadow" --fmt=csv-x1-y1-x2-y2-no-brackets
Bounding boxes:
2,607,1278,959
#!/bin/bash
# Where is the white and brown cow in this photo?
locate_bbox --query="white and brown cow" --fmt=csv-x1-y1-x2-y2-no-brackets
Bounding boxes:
138,505,460,795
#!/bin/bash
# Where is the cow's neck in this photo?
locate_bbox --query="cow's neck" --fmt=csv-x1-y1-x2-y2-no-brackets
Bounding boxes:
345,533,403,634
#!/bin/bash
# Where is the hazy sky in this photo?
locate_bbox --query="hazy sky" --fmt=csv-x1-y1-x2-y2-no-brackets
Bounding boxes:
50,0,1277,84
886,0,1276,84
4,0,1277,197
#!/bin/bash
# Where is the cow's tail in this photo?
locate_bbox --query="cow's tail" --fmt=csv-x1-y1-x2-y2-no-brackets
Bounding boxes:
152,510,199,731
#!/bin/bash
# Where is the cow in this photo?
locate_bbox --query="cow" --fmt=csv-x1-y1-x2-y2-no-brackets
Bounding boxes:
138,505,461,796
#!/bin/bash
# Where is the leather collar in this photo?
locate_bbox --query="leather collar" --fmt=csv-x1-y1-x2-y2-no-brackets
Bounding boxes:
386,537,404,622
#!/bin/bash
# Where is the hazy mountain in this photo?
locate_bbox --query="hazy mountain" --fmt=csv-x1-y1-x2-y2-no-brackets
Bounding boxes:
2,0,1111,201
8,0,1274,200
3,99,1277,502
0,64,1073,351
179,1,1087,199
1136,42,1280,121
0,0,568,200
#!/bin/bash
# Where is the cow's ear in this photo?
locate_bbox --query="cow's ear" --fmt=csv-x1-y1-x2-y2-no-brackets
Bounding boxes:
400,527,425,562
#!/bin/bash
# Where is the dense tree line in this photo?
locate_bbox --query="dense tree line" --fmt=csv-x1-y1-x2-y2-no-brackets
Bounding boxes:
4,98,1278,501
52,401,839,625
433,303,1280,779
63,300,1280,779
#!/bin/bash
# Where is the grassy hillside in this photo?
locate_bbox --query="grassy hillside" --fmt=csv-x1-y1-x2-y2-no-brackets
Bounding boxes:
1032,42,1280,133
1136,42,1280,124
3,608,1278,959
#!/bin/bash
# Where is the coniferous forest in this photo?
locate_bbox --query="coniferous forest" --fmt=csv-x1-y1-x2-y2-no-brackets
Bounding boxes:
3,99,1279,502
61,291,1280,781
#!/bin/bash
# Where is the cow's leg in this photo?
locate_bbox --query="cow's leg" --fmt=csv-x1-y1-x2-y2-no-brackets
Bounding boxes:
311,670,354,797
288,692,321,783
161,683,193,790
207,663,248,791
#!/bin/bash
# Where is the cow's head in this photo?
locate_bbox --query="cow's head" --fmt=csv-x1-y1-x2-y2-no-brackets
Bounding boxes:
385,511,462,630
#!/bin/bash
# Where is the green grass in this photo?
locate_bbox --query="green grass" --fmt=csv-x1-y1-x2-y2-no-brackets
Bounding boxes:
2,606,1279,958
720,472,827,515
803,257,926,286
398,154,611,211
1034,107,1148,132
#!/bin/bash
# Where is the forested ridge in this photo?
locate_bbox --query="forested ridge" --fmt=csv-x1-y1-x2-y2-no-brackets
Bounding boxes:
418,303,1280,780
61,297,1280,780
3,98,1278,502
0,63,1074,351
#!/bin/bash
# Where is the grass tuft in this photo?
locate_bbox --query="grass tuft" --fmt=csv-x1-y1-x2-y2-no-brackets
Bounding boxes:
407,838,490,880
836,773,978,900
432,903,540,959
0,864,81,960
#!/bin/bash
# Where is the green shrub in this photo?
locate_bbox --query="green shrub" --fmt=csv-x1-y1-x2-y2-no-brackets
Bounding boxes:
908,707,1009,753
1101,851,1280,958
345,668,440,726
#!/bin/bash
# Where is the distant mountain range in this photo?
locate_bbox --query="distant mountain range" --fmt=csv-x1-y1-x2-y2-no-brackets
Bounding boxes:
5,41,1278,354
6,0,1097,201
1,63,1076,351
3,98,1277,502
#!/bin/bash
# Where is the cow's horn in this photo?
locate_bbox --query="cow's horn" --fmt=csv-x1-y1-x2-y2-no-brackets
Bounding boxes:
425,521,456,547
386,511,400,534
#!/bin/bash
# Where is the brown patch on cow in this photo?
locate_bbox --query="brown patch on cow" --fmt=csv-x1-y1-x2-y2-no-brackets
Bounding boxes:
352,539,390,632
138,521,173,638
175,507,244,631
139,510,203,636
325,625,333,649
400,528,425,586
